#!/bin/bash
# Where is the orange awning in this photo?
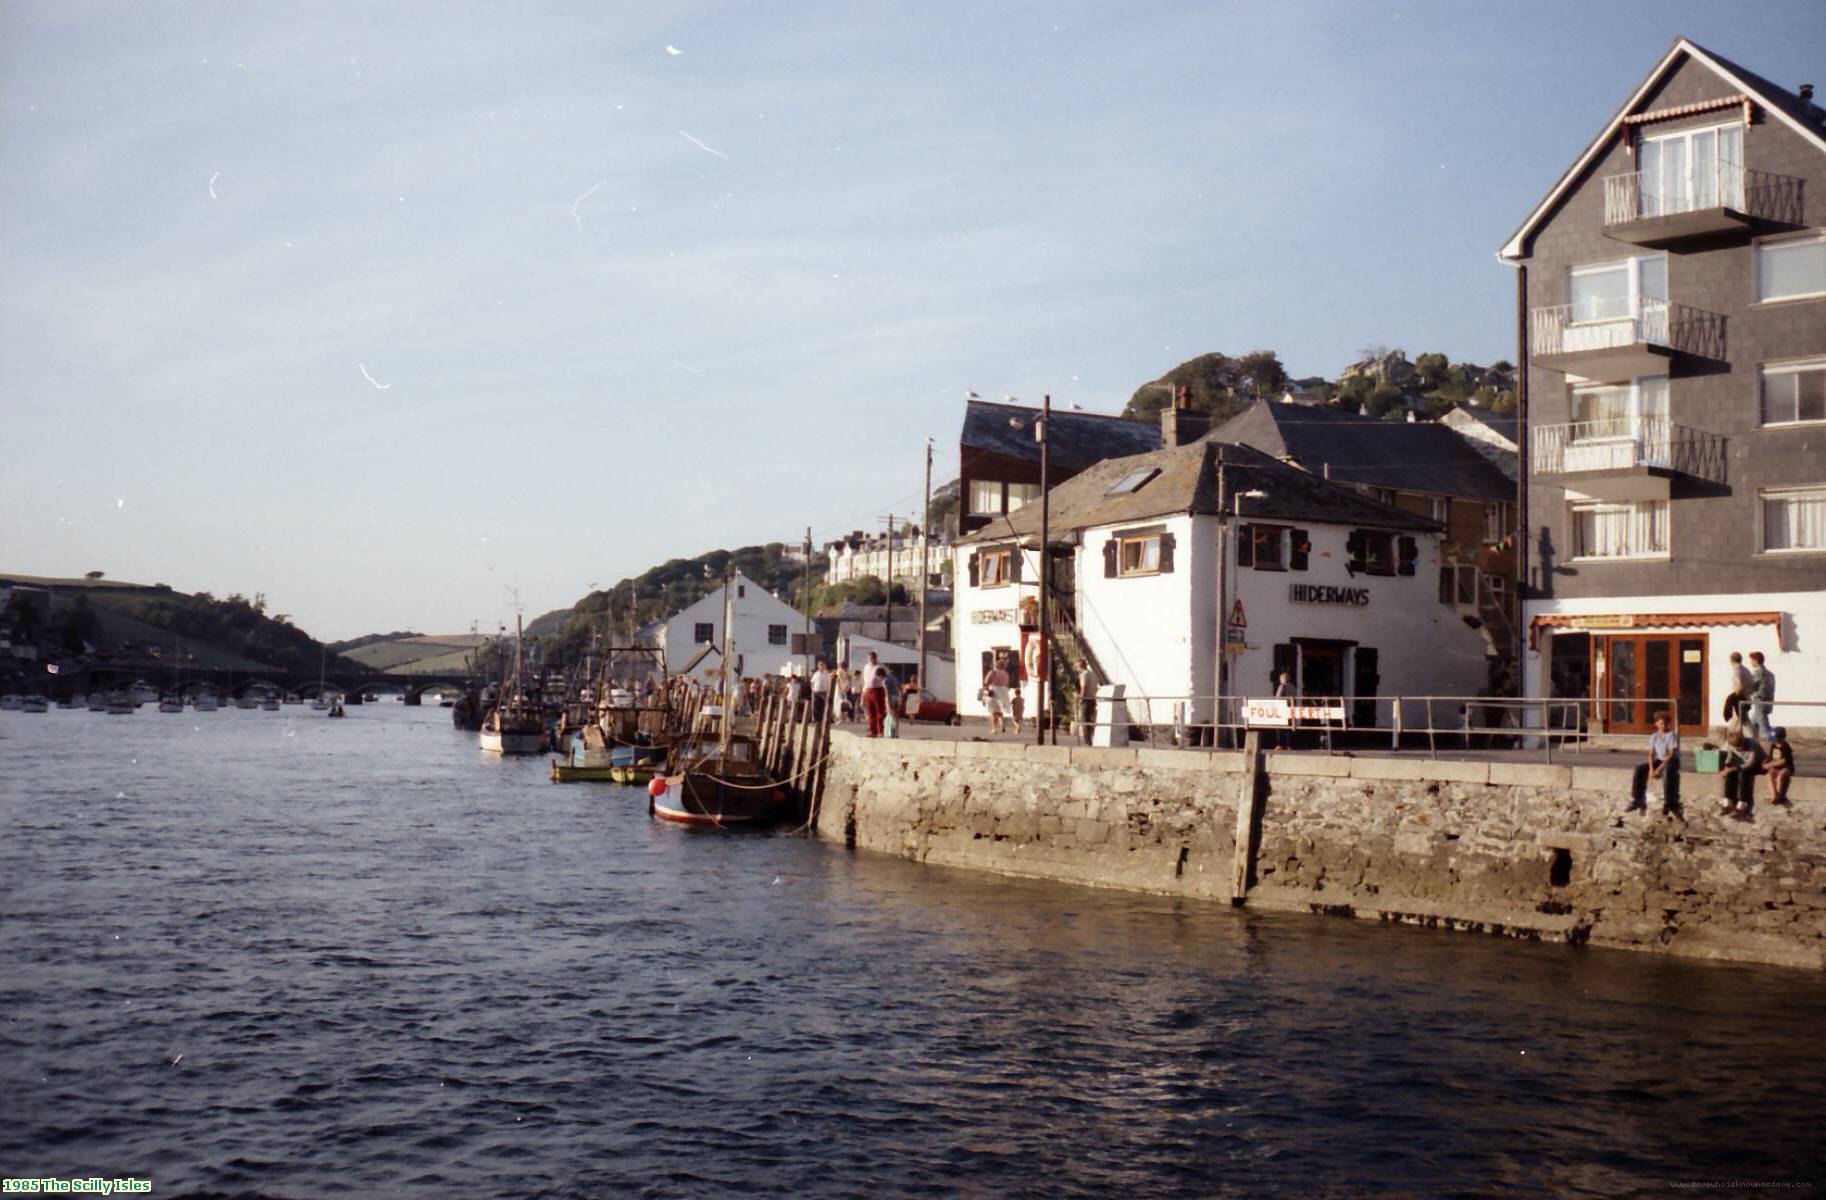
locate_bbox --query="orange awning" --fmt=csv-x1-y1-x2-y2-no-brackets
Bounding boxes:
1530,610,1781,649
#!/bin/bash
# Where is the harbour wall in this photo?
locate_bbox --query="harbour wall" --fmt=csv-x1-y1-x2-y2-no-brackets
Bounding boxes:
814,732,1826,971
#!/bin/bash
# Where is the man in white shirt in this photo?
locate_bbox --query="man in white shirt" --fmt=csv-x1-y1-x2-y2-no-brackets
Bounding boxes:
861,651,889,737
809,660,832,722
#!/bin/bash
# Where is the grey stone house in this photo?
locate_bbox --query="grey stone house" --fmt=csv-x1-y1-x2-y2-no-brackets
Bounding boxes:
1499,37,1826,735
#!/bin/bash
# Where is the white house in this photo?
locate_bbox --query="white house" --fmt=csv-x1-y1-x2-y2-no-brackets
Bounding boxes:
952,439,1492,734
657,573,815,683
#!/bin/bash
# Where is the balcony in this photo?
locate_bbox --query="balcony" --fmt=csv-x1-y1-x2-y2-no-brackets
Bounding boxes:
1531,416,1727,498
1603,162,1804,247
1530,299,1725,380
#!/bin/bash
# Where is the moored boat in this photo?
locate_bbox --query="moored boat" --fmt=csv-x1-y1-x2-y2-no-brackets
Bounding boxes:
0,695,23,712
19,694,50,713
157,695,184,714
650,733,786,826
105,691,134,715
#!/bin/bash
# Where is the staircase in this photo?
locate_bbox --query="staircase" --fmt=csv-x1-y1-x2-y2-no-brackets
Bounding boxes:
1441,562,1516,663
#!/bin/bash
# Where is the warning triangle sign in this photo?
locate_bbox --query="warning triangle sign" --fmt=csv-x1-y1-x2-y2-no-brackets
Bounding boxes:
1228,600,1246,628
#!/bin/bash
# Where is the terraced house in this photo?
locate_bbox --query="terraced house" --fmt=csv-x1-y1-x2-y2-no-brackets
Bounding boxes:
1501,38,1826,735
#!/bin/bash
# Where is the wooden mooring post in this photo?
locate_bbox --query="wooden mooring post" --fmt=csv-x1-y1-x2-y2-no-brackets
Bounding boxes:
1229,730,1264,905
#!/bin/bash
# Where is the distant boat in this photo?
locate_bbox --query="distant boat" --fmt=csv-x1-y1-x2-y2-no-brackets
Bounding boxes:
106,692,135,715
19,694,49,714
193,694,219,712
260,696,281,712
236,696,260,710
130,682,158,705
87,695,109,713
157,696,184,714
0,695,22,712
57,696,81,710
479,614,544,755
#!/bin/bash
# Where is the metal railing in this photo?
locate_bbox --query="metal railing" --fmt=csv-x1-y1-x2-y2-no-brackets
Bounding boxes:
1531,299,1726,362
1061,692,1825,763
1531,416,1728,484
1603,160,1804,226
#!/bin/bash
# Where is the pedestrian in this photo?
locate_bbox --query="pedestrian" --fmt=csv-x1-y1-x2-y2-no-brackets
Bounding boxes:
1719,727,1765,821
1766,727,1795,808
1747,651,1776,741
983,653,1012,735
882,669,901,738
1724,651,1754,724
861,651,889,738
1625,709,1680,817
1273,671,1294,751
1077,662,1097,745
809,659,831,722
849,670,864,721
1009,662,1026,734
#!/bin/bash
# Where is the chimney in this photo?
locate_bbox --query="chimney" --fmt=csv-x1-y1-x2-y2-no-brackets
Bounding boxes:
1800,83,1814,101
1159,384,1212,446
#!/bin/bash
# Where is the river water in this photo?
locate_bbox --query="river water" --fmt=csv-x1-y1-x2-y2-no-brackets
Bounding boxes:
1,703,1821,1198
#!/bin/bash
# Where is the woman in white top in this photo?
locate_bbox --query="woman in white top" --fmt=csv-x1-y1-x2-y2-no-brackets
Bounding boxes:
983,654,1012,734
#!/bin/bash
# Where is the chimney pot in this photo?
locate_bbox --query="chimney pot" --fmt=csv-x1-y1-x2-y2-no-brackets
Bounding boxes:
1800,83,1815,101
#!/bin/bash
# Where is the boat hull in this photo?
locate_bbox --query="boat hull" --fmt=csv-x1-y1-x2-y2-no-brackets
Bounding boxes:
480,730,544,755
650,774,784,826
550,762,621,782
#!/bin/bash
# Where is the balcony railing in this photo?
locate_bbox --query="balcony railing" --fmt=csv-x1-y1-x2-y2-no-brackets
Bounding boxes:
1603,161,1804,227
1532,416,1727,484
1531,299,1726,363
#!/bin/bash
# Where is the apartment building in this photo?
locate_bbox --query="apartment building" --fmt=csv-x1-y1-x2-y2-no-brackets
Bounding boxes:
1500,38,1826,733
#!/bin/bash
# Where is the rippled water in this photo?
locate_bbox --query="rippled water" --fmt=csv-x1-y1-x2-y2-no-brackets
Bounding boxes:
2,703,1822,1198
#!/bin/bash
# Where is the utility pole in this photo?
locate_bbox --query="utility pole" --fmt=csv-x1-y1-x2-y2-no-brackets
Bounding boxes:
918,438,932,701
1036,394,1051,746
883,514,895,648
802,526,813,677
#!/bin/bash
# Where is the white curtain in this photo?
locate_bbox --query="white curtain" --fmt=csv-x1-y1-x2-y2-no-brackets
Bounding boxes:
1766,492,1826,551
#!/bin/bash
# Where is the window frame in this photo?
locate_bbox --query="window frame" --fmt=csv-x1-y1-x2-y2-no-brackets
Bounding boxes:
979,547,1013,588
967,479,1005,516
693,622,715,644
1568,500,1670,561
1755,231,1826,305
1116,533,1163,577
1350,529,1397,577
1006,482,1042,512
1759,357,1826,427
1247,524,1287,571
1569,252,1666,324
1757,484,1826,556
767,623,788,646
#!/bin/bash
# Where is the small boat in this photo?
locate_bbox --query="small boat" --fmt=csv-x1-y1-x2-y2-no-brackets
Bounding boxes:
327,700,346,718
57,696,81,710
236,696,260,710
87,695,109,713
19,694,50,713
479,614,544,755
651,733,786,826
282,693,303,705
105,691,135,715
157,695,184,714
193,694,219,712
260,694,281,712
0,695,22,712
130,682,158,705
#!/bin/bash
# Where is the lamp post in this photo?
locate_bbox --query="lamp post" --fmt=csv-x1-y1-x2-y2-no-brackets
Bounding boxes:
1217,475,1268,746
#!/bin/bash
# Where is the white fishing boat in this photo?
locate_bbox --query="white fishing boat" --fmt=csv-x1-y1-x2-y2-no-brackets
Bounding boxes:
479,613,544,754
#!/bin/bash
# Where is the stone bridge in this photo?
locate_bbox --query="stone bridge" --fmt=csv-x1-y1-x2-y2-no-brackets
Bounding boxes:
65,664,474,704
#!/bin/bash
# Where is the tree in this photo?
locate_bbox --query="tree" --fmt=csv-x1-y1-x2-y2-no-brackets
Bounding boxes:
1414,352,1450,390
84,570,104,580
1366,385,1407,420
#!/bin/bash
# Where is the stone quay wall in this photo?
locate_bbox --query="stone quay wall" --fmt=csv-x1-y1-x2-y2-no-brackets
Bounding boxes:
814,732,1826,971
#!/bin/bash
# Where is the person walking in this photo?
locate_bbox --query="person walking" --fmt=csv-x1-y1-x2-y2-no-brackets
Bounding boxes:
1625,710,1680,817
861,652,889,738
983,653,1012,735
1747,651,1776,742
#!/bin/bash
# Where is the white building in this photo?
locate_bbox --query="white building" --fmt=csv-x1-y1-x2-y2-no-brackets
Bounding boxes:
952,440,1492,733
656,573,815,683
824,527,949,588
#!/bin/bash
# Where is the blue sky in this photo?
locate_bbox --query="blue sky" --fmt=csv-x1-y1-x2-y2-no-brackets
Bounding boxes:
3,1,1821,639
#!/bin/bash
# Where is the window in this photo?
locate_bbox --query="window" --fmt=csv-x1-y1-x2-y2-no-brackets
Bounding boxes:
768,624,788,645
1117,534,1162,575
1007,482,1041,512
980,548,1012,587
1761,359,1826,425
968,479,1004,516
1570,501,1669,559
1756,233,1826,303
1428,497,1451,525
1483,503,1509,545
1247,524,1285,570
1638,122,1744,216
1106,468,1160,496
1570,254,1666,323
1347,529,1396,576
694,622,714,644
1761,487,1826,553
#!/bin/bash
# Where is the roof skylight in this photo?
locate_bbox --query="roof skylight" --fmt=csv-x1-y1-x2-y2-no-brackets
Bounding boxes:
1105,467,1160,497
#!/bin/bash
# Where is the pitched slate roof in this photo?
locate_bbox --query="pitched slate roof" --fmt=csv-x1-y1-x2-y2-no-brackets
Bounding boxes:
959,439,1435,545
1448,405,1520,447
1207,399,1514,503
961,398,1161,471
1499,37,1826,261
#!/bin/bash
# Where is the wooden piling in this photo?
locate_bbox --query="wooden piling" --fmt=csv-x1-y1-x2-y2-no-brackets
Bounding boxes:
1229,730,1264,905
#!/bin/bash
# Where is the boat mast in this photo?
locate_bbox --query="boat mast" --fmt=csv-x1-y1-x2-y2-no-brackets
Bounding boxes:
719,566,734,755
512,612,525,705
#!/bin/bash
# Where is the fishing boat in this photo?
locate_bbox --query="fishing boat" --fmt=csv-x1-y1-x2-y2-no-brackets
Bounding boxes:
479,613,544,754
649,575,786,827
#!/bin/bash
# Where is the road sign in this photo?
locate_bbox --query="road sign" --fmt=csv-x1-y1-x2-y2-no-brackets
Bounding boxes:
1228,600,1246,628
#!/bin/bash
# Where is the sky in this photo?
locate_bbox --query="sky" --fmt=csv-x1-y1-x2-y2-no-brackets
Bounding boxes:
3,1,1822,640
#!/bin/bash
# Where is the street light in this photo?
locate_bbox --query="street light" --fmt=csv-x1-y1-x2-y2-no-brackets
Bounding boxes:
1217,478,1269,747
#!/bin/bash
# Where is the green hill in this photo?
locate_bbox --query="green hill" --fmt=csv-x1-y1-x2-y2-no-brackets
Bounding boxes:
338,634,488,675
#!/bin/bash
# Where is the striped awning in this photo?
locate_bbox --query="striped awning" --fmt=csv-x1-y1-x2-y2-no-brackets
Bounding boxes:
1529,610,1781,648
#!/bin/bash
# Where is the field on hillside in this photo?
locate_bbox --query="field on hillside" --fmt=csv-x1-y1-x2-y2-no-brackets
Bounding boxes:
340,635,486,675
